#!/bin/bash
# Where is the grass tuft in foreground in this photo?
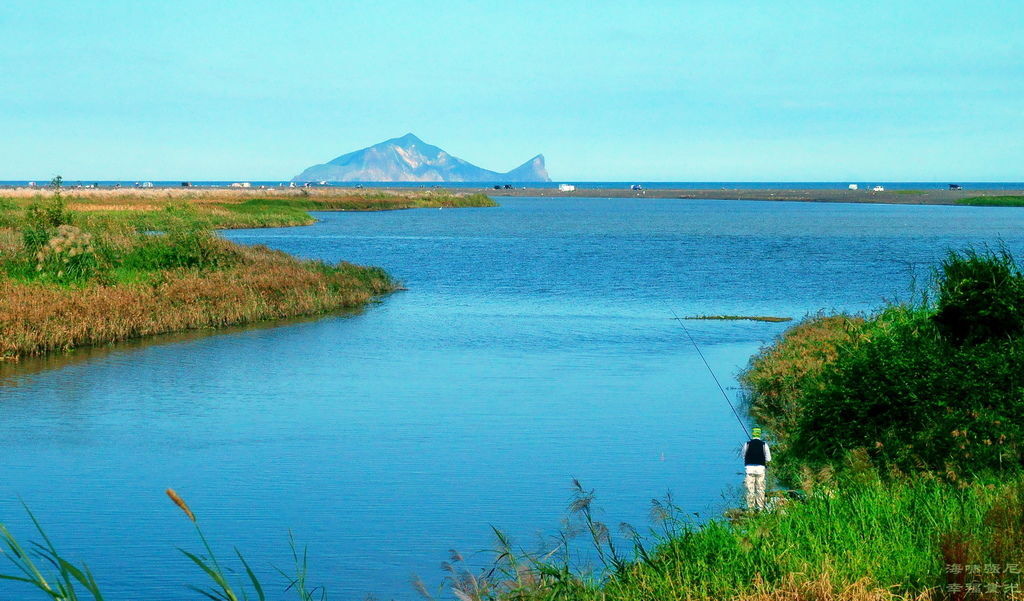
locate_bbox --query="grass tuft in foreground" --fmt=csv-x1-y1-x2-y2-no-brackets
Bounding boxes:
414,470,1024,601
0,491,326,601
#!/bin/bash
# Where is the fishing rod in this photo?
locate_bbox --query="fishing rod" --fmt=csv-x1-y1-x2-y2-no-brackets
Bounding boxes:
665,304,751,438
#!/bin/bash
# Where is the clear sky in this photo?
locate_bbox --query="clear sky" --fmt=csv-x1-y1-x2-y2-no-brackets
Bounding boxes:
1,1,1021,181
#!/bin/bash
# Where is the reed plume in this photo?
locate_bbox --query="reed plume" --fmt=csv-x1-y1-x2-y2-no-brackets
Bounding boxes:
165,488,196,522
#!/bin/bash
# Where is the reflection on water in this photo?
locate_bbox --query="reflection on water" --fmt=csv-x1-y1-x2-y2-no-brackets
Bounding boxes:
3,198,1024,600
0,310,368,386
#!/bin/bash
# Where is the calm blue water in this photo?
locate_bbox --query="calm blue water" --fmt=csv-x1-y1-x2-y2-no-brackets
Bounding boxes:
2,198,1024,600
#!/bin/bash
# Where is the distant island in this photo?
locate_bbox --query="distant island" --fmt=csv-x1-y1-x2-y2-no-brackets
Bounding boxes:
292,133,550,183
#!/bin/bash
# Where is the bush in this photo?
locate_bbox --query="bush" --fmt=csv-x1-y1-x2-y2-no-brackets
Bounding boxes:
115,204,236,273
22,193,72,252
745,248,1024,479
34,224,98,283
0,198,17,228
933,248,1024,345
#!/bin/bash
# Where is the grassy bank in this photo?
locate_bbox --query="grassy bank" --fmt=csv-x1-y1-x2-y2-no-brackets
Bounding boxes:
0,184,494,360
423,472,1022,601
0,185,497,229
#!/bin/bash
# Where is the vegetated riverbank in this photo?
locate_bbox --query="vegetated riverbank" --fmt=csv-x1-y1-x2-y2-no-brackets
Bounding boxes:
0,183,495,360
0,185,496,229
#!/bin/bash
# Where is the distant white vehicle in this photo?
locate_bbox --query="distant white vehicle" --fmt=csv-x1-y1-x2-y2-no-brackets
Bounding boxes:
141,181,154,188
318,180,327,186
288,182,296,188
848,184,858,190
229,182,252,188
872,185,885,192
27,182,36,187
558,184,576,192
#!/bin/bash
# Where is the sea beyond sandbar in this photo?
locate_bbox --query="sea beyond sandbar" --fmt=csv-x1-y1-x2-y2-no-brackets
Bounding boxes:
3,183,1024,206
473,185,1024,205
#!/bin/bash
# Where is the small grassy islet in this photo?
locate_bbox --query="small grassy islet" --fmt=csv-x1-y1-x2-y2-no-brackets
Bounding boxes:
683,314,793,322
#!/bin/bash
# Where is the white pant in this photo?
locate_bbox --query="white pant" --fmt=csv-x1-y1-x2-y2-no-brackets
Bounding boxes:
744,465,766,510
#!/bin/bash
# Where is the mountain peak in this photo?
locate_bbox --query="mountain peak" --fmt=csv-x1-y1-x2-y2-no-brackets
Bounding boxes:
293,135,551,183
390,133,423,145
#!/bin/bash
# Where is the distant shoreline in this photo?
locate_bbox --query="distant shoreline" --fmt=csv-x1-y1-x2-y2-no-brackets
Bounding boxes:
3,183,1023,205
473,186,1024,205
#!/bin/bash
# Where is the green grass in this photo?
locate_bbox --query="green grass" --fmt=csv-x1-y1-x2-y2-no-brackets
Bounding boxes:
0,188,496,288
2,470,1019,600
415,469,1024,601
957,196,1024,207
0,491,325,601
63,193,496,231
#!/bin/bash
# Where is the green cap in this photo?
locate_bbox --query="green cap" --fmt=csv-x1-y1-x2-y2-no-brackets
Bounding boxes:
751,427,762,438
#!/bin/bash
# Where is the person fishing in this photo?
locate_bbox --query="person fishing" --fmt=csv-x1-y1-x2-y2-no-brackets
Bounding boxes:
665,306,772,510
741,427,771,510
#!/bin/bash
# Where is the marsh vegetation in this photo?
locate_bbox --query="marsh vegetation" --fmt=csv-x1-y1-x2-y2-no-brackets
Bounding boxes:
0,181,495,359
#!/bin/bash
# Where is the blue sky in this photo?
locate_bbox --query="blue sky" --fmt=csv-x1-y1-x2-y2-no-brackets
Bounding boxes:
1,1,1021,181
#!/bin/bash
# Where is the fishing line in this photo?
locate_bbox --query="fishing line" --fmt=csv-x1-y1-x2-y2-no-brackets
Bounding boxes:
665,304,750,438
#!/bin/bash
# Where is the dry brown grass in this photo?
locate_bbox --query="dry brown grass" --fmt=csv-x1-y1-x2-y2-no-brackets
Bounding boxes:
738,572,936,601
0,187,489,359
1,187,496,229
741,314,865,451
0,243,394,360
1,186,456,204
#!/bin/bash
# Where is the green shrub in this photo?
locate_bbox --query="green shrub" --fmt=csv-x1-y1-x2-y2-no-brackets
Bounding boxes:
22,193,72,252
148,203,235,270
33,225,98,284
745,247,1024,479
0,198,17,228
933,248,1024,345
